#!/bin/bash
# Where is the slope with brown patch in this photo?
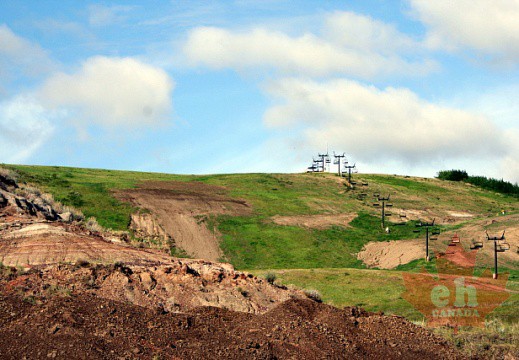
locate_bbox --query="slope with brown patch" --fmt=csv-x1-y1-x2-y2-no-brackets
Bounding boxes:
114,181,251,261
271,213,357,229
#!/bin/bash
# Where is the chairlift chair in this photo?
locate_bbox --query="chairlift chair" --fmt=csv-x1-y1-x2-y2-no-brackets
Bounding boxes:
499,241,510,251
470,239,483,249
448,233,460,246
496,245,507,253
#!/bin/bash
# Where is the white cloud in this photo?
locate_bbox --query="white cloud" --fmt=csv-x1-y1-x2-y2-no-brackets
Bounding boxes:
263,78,506,165
408,0,519,64
87,4,135,27
38,56,174,128
0,24,55,80
183,25,436,78
323,11,419,55
501,129,519,183
0,96,55,163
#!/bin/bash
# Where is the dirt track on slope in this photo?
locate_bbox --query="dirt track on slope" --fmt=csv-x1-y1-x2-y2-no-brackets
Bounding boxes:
272,213,357,229
357,240,424,269
114,181,251,261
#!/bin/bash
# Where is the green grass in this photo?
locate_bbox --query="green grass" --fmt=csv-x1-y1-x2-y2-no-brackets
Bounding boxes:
255,267,519,324
4,165,190,230
219,213,422,269
254,268,424,320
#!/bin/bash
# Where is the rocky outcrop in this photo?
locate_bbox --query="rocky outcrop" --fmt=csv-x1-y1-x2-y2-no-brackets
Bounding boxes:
0,183,59,221
0,176,74,222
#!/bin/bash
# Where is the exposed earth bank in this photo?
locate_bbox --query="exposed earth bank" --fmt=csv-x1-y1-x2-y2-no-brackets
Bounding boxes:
114,181,252,261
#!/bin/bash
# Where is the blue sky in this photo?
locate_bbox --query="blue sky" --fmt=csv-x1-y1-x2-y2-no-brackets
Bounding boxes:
1,1,518,182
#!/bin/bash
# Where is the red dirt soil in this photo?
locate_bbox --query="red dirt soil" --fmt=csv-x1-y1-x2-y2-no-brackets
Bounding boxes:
0,291,465,360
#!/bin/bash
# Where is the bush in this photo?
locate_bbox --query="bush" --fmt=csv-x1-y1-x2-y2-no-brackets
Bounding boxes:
437,170,469,181
265,272,277,284
86,217,103,232
304,289,323,303
437,169,519,197
465,176,519,196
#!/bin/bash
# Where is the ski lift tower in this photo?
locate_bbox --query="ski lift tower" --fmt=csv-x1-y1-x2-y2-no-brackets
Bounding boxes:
343,163,356,183
413,219,440,262
333,152,346,177
373,194,392,229
486,230,509,279
313,157,324,172
318,152,330,172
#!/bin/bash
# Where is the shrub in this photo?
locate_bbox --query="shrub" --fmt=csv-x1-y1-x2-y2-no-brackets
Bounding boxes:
265,272,277,284
437,170,519,197
437,170,469,181
304,289,323,303
86,217,103,232
465,176,519,196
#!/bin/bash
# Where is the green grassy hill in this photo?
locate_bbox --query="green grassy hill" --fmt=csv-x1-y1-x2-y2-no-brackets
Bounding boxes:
4,164,518,324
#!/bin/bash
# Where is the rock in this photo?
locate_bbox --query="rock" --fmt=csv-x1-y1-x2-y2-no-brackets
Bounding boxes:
0,174,17,190
59,212,72,222
139,272,156,291
47,324,60,335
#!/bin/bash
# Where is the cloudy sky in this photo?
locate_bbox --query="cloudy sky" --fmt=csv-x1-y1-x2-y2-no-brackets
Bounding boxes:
1,1,518,182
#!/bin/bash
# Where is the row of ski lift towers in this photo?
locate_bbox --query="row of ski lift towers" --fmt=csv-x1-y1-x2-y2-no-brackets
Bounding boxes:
307,151,510,280
307,152,357,183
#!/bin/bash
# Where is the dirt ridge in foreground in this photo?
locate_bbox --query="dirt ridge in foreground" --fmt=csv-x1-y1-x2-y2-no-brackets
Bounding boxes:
0,293,465,360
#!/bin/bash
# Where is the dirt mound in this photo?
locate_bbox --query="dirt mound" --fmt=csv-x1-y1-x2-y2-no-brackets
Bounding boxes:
358,240,424,269
272,213,357,229
114,181,251,261
0,292,464,359
0,260,301,314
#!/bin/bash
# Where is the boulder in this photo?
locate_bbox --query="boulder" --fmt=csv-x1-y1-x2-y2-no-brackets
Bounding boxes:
59,212,73,223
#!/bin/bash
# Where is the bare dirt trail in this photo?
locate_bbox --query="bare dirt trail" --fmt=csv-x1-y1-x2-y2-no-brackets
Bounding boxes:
440,214,519,264
115,181,251,261
358,214,519,270
271,213,357,229
357,240,424,269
